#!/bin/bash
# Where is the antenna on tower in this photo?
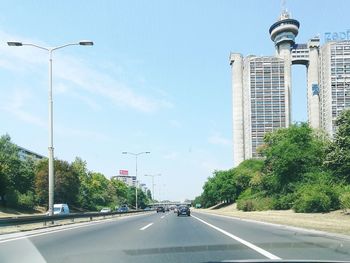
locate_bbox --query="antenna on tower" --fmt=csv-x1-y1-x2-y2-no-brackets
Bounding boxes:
281,0,286,12
279,0,290,20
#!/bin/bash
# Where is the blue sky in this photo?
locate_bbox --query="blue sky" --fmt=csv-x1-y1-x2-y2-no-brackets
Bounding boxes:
0,0,349,201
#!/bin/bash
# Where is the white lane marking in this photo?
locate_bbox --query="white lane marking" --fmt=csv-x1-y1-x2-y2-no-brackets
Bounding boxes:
139,223,153,231
0,212,153,244
192,215,281,260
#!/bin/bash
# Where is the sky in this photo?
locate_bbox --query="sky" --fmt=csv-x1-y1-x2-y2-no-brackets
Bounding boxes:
0,0,349,201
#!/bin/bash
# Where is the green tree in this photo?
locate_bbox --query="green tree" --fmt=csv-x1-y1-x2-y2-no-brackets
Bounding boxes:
0,134,37,208
0,134,21,205
324,109,350,182
146,189,152,200
261,123,328,194
35,159,80,207
109,178,128,207
72,157,92,209
88,172,111,209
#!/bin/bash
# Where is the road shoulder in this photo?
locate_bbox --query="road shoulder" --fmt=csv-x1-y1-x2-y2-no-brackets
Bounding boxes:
195,206,350,241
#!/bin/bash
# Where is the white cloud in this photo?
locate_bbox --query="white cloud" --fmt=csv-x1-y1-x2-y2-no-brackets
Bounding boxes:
208,133,231,146
0,90,46,128
0,89,109,141
0,29,173,113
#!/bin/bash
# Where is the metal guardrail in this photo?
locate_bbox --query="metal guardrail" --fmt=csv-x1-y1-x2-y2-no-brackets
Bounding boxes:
0,210,152,227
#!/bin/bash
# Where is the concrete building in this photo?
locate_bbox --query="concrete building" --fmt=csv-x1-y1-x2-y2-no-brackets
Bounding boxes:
319,41,350,136
231,8,349,166
18,146,46,161
112,175,137,187
243,56,286,159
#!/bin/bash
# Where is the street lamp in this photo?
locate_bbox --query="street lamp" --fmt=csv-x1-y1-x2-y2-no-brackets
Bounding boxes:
122,151,150,210
144,174,161,204
8,40,93,216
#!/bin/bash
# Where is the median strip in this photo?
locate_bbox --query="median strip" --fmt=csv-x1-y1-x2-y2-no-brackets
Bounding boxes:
191,215,281,260
139,223,153,231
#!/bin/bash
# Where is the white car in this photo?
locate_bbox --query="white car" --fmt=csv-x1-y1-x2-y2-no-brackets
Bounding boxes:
100,208,111,213
46,204,70,215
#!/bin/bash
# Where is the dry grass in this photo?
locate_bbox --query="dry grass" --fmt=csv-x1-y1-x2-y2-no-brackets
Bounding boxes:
199,203,350,235
0,206,46,218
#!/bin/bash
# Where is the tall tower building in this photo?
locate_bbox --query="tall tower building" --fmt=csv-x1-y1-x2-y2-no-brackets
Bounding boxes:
243,56,286,159
231,8,348,167
230,53,245,167
269,10,299,126
320,41,350,136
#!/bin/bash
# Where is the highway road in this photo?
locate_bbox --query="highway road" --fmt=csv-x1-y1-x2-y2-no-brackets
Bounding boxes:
1,210,350,262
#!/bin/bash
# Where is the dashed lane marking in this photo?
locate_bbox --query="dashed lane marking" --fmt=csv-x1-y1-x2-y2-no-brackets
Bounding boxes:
139,223,153,231
191,214,281,260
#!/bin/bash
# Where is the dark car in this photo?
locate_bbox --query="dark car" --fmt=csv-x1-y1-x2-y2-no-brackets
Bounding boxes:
156,206,165,213
117,205,129,213
177,205,190,216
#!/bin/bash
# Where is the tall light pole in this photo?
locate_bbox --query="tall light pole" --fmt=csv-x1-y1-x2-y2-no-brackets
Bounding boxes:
8,40,93,216
144,174,161,205
122,151,150,210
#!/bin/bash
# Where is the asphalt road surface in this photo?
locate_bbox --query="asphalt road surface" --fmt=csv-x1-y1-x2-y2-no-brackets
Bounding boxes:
1,210,350,263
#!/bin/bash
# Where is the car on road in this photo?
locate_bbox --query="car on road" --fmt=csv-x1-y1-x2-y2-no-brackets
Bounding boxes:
144,207,152,211
100,207,111,213
46,204,70,215
117,205,129,213
156,206,165,213
177,205,190,216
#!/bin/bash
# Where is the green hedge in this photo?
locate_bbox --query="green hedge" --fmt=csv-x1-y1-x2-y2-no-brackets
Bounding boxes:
6,190,36,210
340,192,350,212
236,189,273,211
272,193,294,210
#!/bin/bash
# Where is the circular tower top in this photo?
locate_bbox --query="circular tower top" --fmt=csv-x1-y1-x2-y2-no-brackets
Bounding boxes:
269,10,300,46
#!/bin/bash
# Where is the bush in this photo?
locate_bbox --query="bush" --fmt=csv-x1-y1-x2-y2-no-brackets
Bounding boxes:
339,192,350,212
5,190,36,210
293,187,331,213
237,197,273,212
272,193,294,210
17,192,36,210
236,189,273,211
237,199,255,211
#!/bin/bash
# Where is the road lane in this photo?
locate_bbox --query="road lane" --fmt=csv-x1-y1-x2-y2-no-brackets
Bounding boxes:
191,214,280,259
0,211,265,262
140,222,154,230
1,210,350,262
192,211,350,261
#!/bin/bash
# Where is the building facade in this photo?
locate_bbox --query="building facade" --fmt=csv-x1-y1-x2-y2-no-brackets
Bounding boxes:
243,56,286,159
18,146,46,161
112,175,137,187
231,9,349,166
320,41,350,136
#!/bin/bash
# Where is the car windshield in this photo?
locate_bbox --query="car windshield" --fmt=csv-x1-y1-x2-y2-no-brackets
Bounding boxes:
1,1,350,262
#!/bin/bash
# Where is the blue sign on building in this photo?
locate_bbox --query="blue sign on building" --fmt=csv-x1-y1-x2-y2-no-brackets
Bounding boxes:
325,30,350,42
312,84,320,96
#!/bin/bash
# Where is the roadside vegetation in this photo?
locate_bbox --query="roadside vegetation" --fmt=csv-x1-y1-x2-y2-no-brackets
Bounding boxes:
0,138,152,212
194,109,350,213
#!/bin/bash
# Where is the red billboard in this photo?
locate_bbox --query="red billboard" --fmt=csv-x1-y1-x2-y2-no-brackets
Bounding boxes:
119,170,129,175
